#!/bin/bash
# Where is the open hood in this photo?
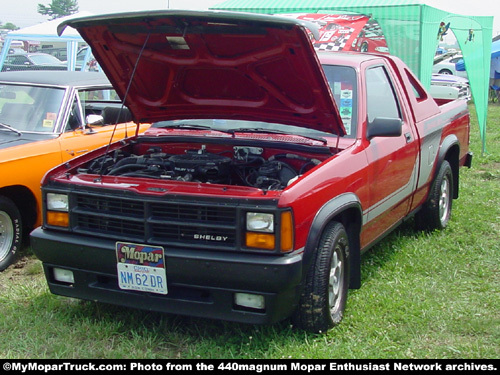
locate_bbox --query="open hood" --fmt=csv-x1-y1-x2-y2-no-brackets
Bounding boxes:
59,10,345,136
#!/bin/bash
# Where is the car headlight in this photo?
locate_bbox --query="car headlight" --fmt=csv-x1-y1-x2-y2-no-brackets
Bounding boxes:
246,212,274,233
46,193,69,228
245,211,294,252
47,193,69,211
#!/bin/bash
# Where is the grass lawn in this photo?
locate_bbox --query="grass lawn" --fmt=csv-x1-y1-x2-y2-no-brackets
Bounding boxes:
0,103,498,359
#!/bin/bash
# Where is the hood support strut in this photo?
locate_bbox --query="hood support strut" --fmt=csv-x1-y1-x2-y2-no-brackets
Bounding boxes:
98,33,151,178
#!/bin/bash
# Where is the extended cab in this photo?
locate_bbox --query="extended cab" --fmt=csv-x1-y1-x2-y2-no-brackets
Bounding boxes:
31,11,472,333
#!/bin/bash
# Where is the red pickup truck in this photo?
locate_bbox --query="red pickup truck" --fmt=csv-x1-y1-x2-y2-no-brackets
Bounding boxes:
31,11,472,333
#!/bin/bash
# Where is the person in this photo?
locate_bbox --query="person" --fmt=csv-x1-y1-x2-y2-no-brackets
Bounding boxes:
490,57,500,102
490,57,500,85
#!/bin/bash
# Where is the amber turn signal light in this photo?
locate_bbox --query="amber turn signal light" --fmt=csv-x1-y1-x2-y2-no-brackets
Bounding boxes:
245,232,275,250
46,211,69,227
280,211,294,252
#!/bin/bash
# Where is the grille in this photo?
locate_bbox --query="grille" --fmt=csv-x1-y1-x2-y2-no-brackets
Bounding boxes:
72,193,239,249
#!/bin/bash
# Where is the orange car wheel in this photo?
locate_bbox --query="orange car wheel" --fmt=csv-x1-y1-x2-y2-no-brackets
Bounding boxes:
0,197,22,271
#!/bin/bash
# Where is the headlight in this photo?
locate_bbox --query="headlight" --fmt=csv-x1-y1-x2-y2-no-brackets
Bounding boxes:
46,193,70,228
246,212,274,233
245,211,294,252
47,193,69,212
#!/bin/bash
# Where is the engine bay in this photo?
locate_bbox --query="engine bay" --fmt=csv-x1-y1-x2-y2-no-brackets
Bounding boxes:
79,142,332,191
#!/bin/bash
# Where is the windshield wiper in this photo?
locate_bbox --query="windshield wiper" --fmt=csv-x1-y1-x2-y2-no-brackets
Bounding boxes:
228,127,327,144
160,124,213,130
158,123,233,135
0,122,22,136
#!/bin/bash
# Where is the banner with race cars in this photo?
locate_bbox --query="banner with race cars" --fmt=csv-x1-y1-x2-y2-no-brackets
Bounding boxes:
281,13,389,54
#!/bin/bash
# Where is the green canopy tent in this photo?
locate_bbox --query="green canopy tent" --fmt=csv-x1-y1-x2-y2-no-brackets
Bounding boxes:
211,0,493,153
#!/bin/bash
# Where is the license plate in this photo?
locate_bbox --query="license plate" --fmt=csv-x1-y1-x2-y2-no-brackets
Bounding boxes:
116,242,168,295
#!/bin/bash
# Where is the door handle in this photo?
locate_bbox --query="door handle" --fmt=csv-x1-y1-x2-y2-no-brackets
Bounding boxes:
66,149,89,156
405,132,412,143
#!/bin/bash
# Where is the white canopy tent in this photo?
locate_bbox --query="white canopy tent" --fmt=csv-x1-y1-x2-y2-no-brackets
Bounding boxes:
0,12,93,72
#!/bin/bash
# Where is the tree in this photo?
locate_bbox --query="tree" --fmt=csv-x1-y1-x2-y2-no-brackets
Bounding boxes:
38,0,79,20
0,22,19,30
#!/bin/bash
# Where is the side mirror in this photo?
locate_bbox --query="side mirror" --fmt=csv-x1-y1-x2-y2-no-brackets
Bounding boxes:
86,114,104,125
366,117,403,140
83,114,103,134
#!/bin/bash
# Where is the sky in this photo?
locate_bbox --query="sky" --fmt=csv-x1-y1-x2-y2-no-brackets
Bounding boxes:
2,0,500,37
1,0,222,28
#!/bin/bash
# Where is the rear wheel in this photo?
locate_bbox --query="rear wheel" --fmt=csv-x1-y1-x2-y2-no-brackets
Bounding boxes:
0,197,22,271
415,160,454,230
438,69,453,75
292,221,349,333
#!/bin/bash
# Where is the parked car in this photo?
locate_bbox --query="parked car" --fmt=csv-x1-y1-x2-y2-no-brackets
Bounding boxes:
75,46,98,71
0,71,151,271
430,73,471,100
432,53,468,79
351,26,389,53
59,47,98,71
7,48,26,55
1,52,67,72
40,47,68,61
31,11,472,333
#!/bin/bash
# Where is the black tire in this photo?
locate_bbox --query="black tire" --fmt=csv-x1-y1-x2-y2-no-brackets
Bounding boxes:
0,196,22,271
292,221,349,333
438,69,453,75
415,160,454,231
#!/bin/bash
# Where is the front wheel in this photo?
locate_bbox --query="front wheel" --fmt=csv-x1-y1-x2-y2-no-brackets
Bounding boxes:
292,222,349,333
415,160,454,231
0,197,22,271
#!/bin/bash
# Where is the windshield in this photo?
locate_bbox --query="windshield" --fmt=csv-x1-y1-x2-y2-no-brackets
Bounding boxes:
153,65,358,139
0,84,65,132
322,65,357,137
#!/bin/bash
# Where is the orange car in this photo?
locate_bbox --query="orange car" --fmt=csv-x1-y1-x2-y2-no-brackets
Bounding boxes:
0,71,150,270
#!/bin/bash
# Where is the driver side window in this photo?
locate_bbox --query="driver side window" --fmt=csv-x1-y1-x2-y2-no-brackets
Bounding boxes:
366,66,401,123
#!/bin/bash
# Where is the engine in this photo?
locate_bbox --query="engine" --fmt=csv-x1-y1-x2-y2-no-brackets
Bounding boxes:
169,150,232,183
80,145,322,190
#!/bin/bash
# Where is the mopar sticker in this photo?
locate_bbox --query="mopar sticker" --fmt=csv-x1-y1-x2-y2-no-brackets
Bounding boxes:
116,242,168,295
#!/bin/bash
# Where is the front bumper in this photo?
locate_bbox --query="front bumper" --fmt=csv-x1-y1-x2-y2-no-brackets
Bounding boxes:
31,228,304,325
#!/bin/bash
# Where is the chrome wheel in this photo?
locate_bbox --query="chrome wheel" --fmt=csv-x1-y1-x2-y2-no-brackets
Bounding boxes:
439,175,451,225
329,248,344,314
0,211,14,263
0,197,22,271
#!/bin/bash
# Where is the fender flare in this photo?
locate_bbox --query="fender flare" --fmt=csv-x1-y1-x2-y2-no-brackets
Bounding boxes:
303,193,363,289
436,134,460,199
437,134,459,166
